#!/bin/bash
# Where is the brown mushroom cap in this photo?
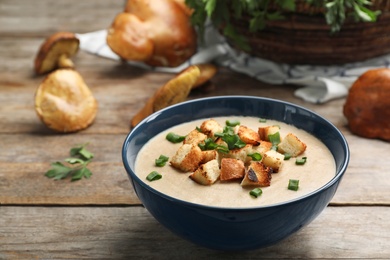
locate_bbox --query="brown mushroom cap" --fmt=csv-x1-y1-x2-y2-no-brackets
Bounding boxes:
343,68,390,141
34,32,79,75
106,0,197,67
35,69,98,133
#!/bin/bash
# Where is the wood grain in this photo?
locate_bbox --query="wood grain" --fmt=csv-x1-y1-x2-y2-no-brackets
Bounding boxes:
0,206,389,259
0,0,389,258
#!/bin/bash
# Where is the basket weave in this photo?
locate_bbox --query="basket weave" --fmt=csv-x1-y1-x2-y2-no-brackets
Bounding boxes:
229,0,390,65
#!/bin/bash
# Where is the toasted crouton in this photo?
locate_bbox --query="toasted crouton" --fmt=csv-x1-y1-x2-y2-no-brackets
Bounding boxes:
184,129,207,145
258,125,280,141
240,161,272,187
189,159,220,185
201,149,218,164
199,119,223,138
170,144,204,172
220,158,245,181
252,141,272,156
223,144,253,163
262,150,284,173
277,133,307,157
238,125,260,145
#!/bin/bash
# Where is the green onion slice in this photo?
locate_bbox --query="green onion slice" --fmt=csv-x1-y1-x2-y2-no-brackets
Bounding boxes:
226,120,240,127
249,188,263,198
166,132,185,143
295,157,307,165
146,171,162,181
284,153,292,160
288,179,299,191
268,132,281,145
259,118,267,123
248,152,262,161
155,155,169,167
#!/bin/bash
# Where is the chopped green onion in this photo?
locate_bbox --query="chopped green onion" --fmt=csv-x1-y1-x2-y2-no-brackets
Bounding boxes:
268,132,281,145
250,188,263,198
146,171,162,181
196,126,202,132
288,179,299,191
295,157,307,165
226,120,240,127
259,118,267,123
248,153,262,161
284,153,292,160
155,155,169,167
166,132,185,143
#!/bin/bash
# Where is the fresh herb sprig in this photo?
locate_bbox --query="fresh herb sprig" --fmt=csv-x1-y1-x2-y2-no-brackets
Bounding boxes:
198,125,246,154
185,0,381,50
45,143,94,181
215,126,246,150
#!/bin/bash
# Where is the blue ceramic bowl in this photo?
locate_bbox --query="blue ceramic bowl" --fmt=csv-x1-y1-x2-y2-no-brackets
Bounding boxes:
122,96,349,251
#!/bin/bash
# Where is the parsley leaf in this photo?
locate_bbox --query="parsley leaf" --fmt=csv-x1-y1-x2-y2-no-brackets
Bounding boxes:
45,143,94,181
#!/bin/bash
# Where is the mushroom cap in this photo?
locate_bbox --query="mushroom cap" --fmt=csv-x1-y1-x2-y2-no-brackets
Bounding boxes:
34,32,79,75
35,69,98,133
343,68,390,141
106,0,197,67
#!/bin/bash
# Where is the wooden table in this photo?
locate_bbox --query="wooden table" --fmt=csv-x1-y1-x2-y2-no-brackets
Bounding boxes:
1,1,389,259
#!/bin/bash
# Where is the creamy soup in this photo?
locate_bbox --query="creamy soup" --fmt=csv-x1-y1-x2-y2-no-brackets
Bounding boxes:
135,116,336,208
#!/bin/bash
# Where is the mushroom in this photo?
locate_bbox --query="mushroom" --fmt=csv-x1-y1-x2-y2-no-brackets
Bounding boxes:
191,63,218,89
34,32,79,75
131,65,201,127
106,0,197,67
35,69,98,133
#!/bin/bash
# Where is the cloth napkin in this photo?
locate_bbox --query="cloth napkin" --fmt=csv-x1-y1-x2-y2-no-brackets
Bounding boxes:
76,24,390,104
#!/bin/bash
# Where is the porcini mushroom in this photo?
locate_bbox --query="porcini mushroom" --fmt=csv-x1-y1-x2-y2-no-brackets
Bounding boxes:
192,63,218,89
106,0,197,67
35,69,98,133
34,32,79,75
131,65,200,127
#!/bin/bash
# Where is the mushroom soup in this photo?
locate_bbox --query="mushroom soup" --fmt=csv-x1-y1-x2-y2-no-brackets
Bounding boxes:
135,116,336,208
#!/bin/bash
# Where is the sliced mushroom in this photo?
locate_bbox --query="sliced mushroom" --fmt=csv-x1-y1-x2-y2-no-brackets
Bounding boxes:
35,69,98,133
34,32,79,75
192,63,218,89
131,65,201,128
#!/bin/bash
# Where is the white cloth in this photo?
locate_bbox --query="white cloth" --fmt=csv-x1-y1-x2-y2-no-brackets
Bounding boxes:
76,25,390,103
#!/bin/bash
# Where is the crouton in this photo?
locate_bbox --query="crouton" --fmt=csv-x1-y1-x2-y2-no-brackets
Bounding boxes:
184,129,207,145
201,149,218,164
220,158,245,181
189,159,220,185
170,144,204,172
258,125,280,141
277,133,307,157
240,161,272,187
238,125,260,145
252,141,272,156
199,119,223,138
262,150,284,173
221,144,253,163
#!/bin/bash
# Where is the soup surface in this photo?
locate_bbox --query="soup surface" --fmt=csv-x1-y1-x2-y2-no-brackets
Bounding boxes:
135,116,336,208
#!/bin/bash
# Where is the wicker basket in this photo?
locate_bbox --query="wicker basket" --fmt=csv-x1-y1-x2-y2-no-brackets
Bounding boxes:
228,0,390,65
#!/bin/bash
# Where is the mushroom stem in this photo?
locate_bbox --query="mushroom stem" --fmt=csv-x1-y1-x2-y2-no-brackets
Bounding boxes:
58,53,74,69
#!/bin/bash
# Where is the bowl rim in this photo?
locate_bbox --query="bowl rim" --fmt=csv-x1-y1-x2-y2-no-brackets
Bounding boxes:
122,95,350,211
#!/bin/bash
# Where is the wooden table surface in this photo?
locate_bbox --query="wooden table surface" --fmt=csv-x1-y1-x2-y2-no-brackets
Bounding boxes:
1,1,389,259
